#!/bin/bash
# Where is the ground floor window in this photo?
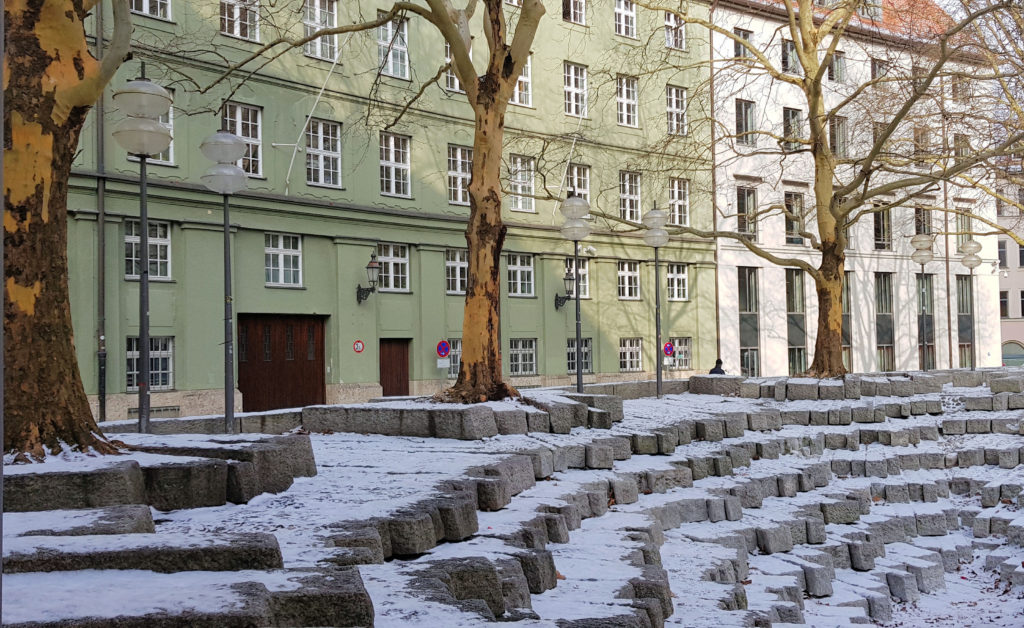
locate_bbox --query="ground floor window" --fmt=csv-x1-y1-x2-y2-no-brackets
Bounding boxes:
619,337,643,372
566,337,593,374
509,338,537,376
126,336,174,392
447,338,462,379
667,337,692,369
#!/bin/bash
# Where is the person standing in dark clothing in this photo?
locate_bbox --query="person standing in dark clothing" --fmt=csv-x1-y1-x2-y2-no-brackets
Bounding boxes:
709,359,725,374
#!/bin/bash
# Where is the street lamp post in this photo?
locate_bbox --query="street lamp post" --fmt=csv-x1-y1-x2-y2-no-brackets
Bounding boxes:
201,130,249,434
559,193,591,394
112,75,172,434
911,234,934,371
959,239,983,371
643,205,670,398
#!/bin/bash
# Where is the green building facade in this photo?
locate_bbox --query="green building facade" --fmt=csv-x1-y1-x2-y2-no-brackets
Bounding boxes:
69,0,718,420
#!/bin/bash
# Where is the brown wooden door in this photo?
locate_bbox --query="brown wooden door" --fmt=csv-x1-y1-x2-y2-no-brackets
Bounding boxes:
237,314,326,411
379,339,410,396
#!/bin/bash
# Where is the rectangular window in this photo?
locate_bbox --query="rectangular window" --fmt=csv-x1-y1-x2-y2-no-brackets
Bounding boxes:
444,42,469,92
567,163,590,203
914,207,931,235
617,76,639,127
786,268,805,313
445,249,468,295
377,12,409,79
1019,243,1024,266
510,338,537,375
859,0,883,19
265,233,302,286
619,337,643,372
736,99,756,146
566,337,594,374
563,0,586,25
828,51,846,82
999,240,1008,268
875,272,893,314
956,212,971,249
954,133,970,160
507,253,534,297
668,177,689,226
1020,290,1024,318
830,115,848,158
619,171,641,221
665,12,685,49
871,58,889,81
666,85,688,135
126,336,174,392
784,191,804,245
842,271,852,369
957,274,973,315
510,56,532,106
617,261,640,299
668,337,692,370
565,257,589,298
1001,290,1009,318
132,0,170,19
509,155,535,212
667,263,688,300
873,204,891,250
377,243,409,291
738,266,759,377
447,145,473,205
303,0,337,60
379,132,411,197
223,102,262,176
733,28,752,58
447,338,462,379
914,126,931,165
875,272,894,371
736,186,757,239
614,0,636,38
788,347,807,375
306,118,342,187
739,267,758,313
220,0,259,40
564,62,588,117
781,39,800,73
783,107,802,151
124,219,171,280
951,75,970,103
917,273,935,369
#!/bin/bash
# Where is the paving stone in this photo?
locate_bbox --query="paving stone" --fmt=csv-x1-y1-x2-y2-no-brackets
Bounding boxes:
941,419,966,435
728,445,752,469
821,501,861,524
891,379,915,397
819,380,846,400
756,525,794,554
688,375,744,396
652,428,679,454
991,417,1020,434
990,377,1024,393
851,405,874,423
957,448,984,467
965,396,993,412
806,518,827,544
718,413,748,438
966,417,991,433
584,444,614,469
828,407,852,425
925,399,944,414
759,383,776,398
756,441,781,460
740,381,761,398
631,433,659,455
915,512,948,536
787,379,820,400
695,419,724,442
809,410,828,426
844,377,862,399
724,496,743,521
885,571,921,602
1008,393,1024,409
781,409,810,425
707,498,727,523
748,411,782,431
774,380,788,401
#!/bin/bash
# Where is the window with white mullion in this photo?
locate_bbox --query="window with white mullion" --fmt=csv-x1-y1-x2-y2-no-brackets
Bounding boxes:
509,155,534,212
619,337,642,372
445,249,468,295
379,132,411,197
447,145,473,205
303,0,337,60
131,0,170,20
617,261,640,299
510,56,532,106
666,263,688,300
619,171,641,222
668,177,689,226
666,85,687,136
565,257,589,298
668,337,692,369
617,76,639,127
614,0,636,38
125,219,172,280
305,118,341,188
377,12,409,79
264,233,302,286
223,102,262,176
126,336,174,392
566,163,590,204
563,62,588,117
220,0,259,40
507,254,534,297
566,337,593,374
664,12,685,49
509,338,537,376
444,41,472,92
447,338,462,378
377,243,410,292
563,0,586,25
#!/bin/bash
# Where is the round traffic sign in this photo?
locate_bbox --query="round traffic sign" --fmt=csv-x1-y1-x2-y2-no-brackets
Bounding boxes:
437,340,451,358
353,340,365,353
663,342,675,357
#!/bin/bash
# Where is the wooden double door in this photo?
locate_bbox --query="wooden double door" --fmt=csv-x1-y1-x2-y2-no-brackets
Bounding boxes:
237,314,326,411
379,339,411,397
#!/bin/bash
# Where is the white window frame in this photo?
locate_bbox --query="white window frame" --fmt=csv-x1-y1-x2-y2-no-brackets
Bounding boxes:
619,171,641,222
563,62,588,117
736,98,756,146
377,12,409,79
507,253,535,297
617,76,639,127
445,249,468,295
668,337,691,370
510,56,532,107
565,0,586,25
223,102,262,177
664,11,685,49
125,219,172,280
447,145,473,205
566,337,593,374
614,0,636,38
509,338,537,376
379,132,411,198
265,233,302,287
617,260,640,300
130,91,174,164
444,41,471,92
447,338,462,379
303,0,337,60
220,0,259,41
666,85,687,136
565,257,589,298
619,337,643,372
781,39,799,74
828,51,847,82
509,154,535,212
668,177,689,226
131,0,170,20
377,243,410,292
566,163,590,204
127,336,174,392
666,263,688,300
306,118,342,188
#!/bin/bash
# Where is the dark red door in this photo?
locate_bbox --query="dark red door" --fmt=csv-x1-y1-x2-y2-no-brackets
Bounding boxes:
379,339,410,396
237,314,326,411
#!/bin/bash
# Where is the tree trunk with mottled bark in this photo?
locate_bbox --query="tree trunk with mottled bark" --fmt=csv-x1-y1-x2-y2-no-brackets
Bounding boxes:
808,240,846,377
